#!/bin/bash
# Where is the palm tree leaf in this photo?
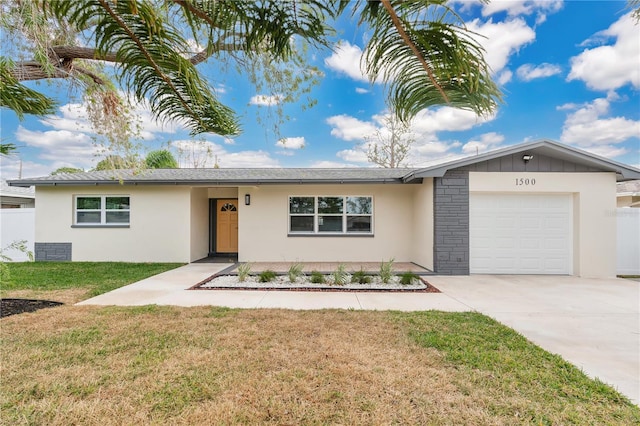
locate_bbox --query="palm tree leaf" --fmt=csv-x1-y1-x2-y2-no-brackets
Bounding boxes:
46,0,240,135
0,58,56,119
359,0,501,121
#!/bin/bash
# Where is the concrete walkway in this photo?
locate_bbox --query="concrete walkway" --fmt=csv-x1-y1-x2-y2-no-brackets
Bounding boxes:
78,264,639,404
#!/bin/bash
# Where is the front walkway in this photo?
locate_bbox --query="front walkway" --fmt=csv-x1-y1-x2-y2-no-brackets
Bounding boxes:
77,264,640,404
77,263,465,311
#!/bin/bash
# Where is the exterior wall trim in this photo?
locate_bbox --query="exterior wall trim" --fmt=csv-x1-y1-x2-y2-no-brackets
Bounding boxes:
433,170,470,275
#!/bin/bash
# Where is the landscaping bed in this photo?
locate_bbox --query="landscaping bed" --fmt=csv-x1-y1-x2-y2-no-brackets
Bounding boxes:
193,273,440,292
0,298,63,318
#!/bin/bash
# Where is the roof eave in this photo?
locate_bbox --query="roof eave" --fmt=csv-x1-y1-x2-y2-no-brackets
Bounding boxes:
8,178,414,187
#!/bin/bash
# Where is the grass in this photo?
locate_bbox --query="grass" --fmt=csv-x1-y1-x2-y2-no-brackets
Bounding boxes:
0,262,183,303
1,263,638,424
1,307,638,425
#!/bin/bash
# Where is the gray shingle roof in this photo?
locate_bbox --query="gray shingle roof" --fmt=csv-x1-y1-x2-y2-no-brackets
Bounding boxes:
8,168,417,187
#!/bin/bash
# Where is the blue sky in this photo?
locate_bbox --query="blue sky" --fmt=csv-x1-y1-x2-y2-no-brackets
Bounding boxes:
1,0,639,178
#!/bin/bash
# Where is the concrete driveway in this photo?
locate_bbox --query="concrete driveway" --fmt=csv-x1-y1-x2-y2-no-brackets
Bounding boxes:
428,275,640,405
78,265,639,404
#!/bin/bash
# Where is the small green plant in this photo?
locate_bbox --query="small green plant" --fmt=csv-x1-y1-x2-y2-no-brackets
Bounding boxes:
310,270,325,284
332,263,348,286
351,268,371,284
287,263,304,283
379,258,395,284
237,263,252,282
399,272,420,285
0,240,34,283
258,270,277,283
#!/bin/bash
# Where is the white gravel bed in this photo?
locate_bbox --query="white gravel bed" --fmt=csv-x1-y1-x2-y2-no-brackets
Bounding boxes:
199,274,426,290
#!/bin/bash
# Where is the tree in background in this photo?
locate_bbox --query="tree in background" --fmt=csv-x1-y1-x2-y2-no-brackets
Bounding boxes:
50,166,84,175
144,150,178,169
364,114,415,168
93,155,139,171
1,0,501,144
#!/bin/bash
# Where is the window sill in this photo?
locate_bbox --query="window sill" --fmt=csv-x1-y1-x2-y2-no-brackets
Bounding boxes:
71,225,130,228
288,233,374,238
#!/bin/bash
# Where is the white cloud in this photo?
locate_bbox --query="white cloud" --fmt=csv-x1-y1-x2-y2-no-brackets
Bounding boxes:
309,160,359,168
481,0,563,23
516,63,562,81
559,97,640,146
15,126,99,168
0,157,64,179
170,140,280,168
410,107,496,134
568,13,640,91
462,132,506,154
326,114,378,141
466,18,536,73
355,87,369,94
336,148,369,163
497,69,513,85
324,41,367,81
580,145,629,159
275,137,306,150
249,94,284,106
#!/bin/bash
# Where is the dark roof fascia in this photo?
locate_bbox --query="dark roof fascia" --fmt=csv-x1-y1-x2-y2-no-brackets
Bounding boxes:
8,177,418,187
404,139,640,182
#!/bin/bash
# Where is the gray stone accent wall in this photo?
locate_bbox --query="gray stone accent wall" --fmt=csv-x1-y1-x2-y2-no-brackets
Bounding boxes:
35,242,72,261
433,170,469,275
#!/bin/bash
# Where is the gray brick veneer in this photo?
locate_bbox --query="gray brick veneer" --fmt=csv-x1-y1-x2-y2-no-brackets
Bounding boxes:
433,170,469,275
35,242,72,261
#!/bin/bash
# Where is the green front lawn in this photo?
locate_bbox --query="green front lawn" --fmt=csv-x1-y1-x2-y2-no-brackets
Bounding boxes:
1,262,183,302
1,262,638,424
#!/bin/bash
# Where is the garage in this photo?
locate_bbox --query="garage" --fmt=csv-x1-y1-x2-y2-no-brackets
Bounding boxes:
470,193,573,274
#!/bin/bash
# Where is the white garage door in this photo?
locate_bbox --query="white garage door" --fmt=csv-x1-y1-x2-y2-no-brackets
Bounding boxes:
470,193,573,274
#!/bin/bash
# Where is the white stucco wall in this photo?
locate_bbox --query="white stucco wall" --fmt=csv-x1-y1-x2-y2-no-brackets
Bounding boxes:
36,185,192,262
469,172,617,277
190,187,210,262
238,184,419,263
411,179,434,270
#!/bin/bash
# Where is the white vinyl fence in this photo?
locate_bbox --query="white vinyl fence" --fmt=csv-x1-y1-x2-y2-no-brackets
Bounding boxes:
0,208,35,262
617,208,640,275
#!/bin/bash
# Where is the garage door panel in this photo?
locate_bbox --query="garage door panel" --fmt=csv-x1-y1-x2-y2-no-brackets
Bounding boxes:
470,194,572,275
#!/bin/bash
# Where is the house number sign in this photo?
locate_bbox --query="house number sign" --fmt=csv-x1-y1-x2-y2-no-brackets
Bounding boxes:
515,178,536,186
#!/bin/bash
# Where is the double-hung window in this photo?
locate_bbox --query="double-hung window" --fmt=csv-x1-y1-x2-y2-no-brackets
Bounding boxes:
288,196,372,235
75,195,130,226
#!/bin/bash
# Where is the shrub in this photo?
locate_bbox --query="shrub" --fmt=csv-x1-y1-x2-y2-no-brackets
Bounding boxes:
351,269,371,284
399,272,420,285
258,270,277,283
379,258,395,283
287,263,304,283
237,263,252,282
332,263,348,286
310,270,325,284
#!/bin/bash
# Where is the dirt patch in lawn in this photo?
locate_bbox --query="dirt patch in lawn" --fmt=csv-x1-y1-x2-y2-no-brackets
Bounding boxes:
1,298,64,318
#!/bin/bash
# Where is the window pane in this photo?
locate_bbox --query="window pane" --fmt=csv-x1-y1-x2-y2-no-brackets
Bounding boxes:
318,197,343,214
77,197,101,210
346,197,372,214
106,211,130,224
318,215,343,232
106,197,130,210
77,211,101,223
347,216,371,232
290,216,314,232
290,197,314,214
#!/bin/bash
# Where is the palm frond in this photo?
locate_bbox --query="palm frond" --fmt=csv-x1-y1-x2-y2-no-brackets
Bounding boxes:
0,58,56,119
359,0,501,121
46,0,239,135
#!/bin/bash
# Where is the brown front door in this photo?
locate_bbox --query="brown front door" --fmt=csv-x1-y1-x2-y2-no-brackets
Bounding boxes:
216,199,238,253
